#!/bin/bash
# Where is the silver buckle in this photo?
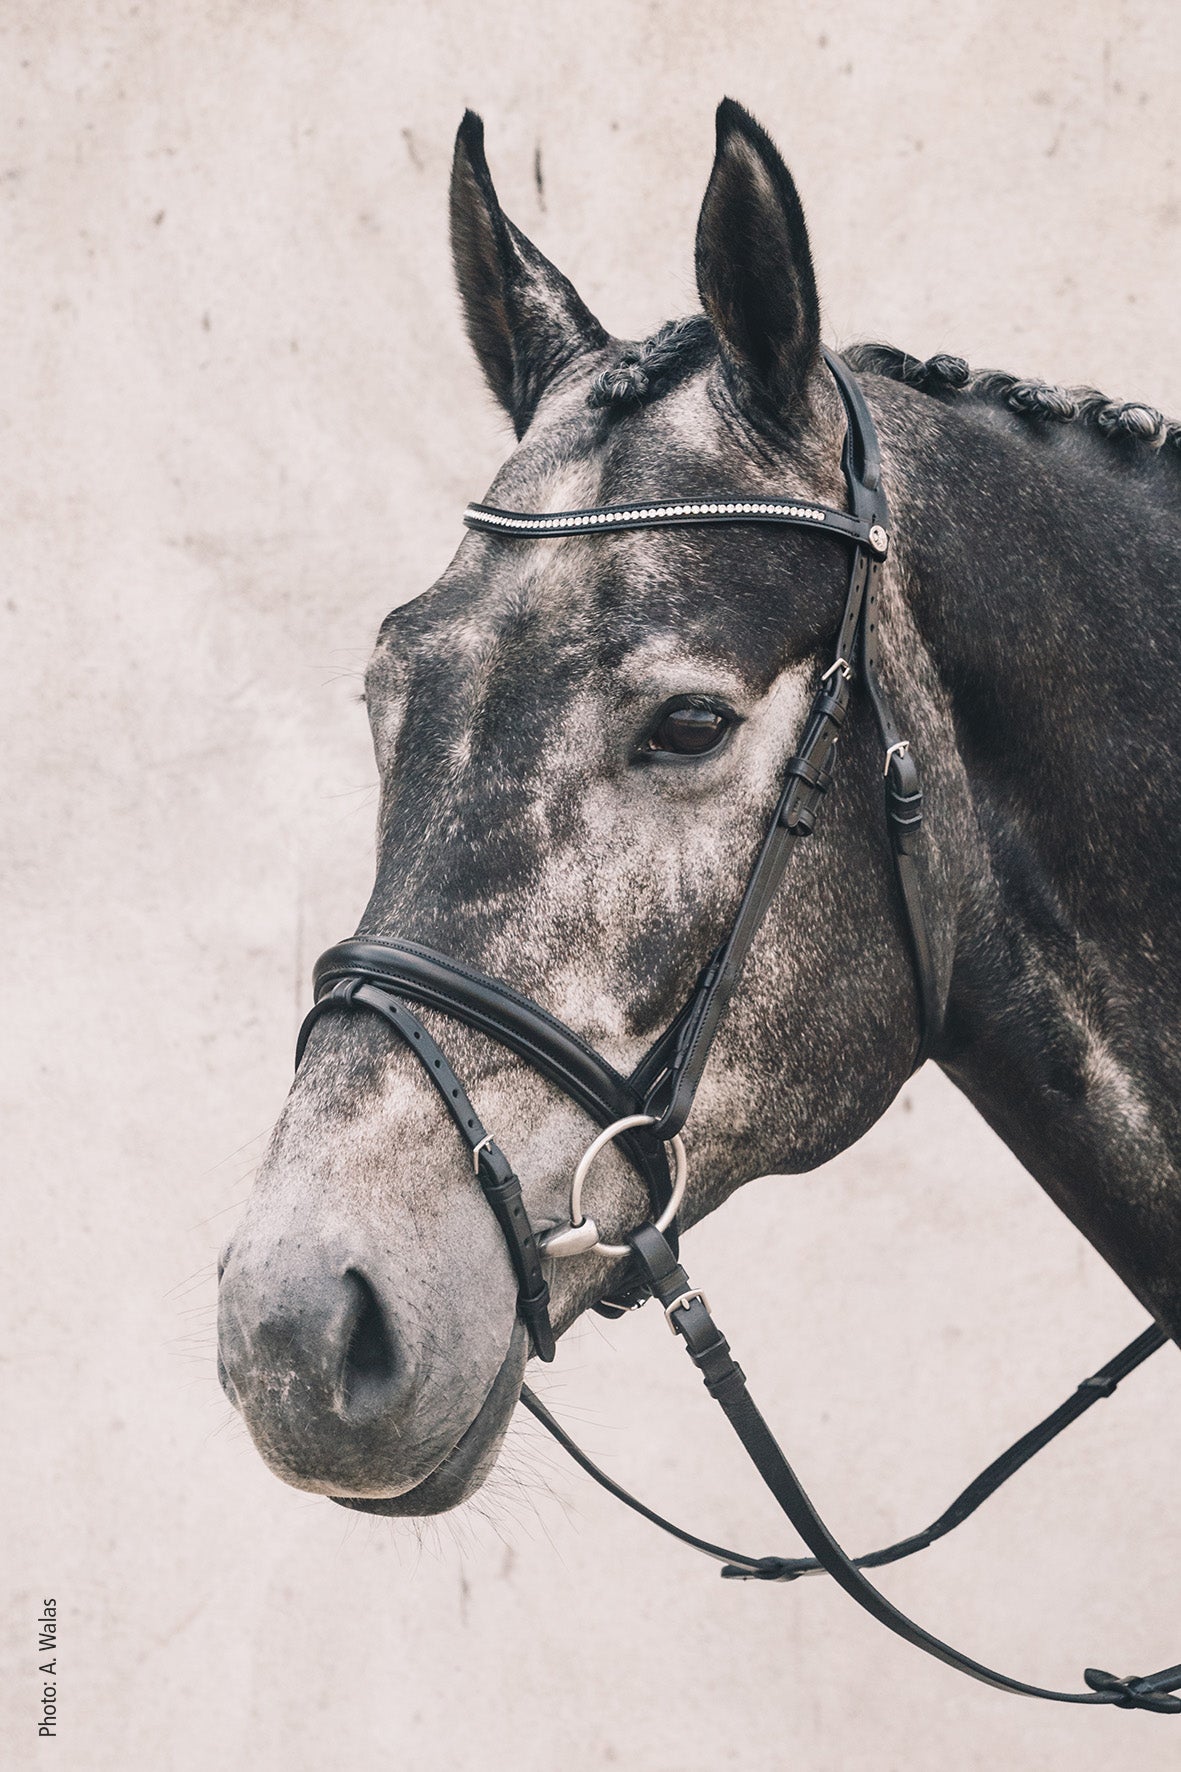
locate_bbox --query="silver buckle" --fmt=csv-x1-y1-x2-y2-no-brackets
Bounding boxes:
883,739,910,778
665,1289,710,1333
471,1133,494,1172
821,656,852,683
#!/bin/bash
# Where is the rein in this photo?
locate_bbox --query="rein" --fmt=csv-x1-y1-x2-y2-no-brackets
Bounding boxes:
295,350,1179,1712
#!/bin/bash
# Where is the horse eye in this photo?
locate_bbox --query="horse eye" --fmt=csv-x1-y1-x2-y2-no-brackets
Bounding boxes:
644,705,733,757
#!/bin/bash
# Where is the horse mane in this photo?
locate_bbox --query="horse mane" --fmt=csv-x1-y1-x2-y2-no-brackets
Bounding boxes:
843,341,1181,453
587,320,1181,455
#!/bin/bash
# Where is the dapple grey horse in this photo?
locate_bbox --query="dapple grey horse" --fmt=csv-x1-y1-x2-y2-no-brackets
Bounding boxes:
218,101,1181,1519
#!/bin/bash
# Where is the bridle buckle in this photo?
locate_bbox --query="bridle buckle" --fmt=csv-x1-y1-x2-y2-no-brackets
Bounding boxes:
665,1288,710,1333
471,1132,494,1173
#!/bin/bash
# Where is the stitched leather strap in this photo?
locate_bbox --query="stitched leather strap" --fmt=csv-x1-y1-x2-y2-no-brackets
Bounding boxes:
615,1225,1181,1711
629,350,938,1133
521,1322,1166,1581
296,978,555,1362
464,496,878,545
629,650,858,1134
304,939,677,1317
312,936,674,1230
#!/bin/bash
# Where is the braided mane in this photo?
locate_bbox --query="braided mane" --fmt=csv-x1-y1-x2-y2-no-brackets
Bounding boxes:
841,342,1180,453
586,320,1180,455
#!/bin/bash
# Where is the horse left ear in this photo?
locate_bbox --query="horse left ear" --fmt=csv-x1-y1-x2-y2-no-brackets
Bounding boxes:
695,100,822,433
450,111,608,437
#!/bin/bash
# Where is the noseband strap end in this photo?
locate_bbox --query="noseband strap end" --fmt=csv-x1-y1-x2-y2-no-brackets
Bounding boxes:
475,1146,556,1363
516,1290,556,1364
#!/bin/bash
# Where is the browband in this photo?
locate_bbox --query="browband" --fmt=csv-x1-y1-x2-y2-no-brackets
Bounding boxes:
464,496,886,550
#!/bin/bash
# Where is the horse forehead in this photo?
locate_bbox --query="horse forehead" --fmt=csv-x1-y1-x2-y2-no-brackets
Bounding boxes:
412,453,606,659
385,369,788,687
470,362,740,544
428,428,752,652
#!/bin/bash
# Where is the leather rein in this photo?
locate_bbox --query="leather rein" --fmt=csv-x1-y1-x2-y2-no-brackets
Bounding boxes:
294,349,1179,1712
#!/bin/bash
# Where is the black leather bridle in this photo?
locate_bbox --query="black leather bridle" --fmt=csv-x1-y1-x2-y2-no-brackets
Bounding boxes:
294,350,1179,1712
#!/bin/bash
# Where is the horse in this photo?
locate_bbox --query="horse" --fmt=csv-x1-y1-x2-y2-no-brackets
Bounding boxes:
217,101,1181,1568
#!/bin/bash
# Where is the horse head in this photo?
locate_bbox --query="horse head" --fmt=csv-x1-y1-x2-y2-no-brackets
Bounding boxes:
216,101,970,1512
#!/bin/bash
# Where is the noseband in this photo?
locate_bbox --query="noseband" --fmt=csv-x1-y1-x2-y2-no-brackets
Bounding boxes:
294,350,1179,1713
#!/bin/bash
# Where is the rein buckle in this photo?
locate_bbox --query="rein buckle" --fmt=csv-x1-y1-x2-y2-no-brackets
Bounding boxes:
665,1289,710,1334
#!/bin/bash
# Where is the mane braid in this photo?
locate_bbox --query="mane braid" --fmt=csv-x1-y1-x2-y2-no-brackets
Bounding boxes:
587,316,715,411
845,341,1181,453
587,324,1178,454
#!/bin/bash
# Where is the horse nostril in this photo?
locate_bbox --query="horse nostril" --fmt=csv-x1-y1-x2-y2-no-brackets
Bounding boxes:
341,1270,396,1410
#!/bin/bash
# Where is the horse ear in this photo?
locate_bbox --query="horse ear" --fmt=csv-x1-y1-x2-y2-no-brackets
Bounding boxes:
450,111,608,437
695,100,821,433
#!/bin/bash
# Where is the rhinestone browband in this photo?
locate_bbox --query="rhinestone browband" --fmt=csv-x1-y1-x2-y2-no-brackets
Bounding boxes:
463,498,884,552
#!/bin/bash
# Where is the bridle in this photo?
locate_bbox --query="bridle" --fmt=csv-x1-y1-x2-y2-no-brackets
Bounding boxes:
298,350,933,1328
294,349,1179,1713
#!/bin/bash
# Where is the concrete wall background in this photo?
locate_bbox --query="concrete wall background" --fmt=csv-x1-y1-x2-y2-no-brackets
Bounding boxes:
2,2,1179,1767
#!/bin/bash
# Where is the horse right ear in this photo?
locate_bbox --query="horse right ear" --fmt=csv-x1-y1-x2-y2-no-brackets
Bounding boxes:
695,100,822,435
450,112,608,437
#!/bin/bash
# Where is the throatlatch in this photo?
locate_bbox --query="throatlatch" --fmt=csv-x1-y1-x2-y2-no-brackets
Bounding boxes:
297,350,1179,1712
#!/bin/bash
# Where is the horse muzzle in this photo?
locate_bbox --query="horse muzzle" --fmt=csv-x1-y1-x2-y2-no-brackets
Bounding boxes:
217,1227,524,1502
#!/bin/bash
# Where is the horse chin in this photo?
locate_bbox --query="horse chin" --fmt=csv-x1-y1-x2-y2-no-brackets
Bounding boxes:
331,1322,528,1517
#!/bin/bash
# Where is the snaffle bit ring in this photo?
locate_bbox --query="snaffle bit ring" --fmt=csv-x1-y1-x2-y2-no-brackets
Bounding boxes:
567,1113,688,1260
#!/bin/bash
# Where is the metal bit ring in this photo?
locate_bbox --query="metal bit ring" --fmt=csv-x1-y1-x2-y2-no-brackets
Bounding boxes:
572,1113,687,1260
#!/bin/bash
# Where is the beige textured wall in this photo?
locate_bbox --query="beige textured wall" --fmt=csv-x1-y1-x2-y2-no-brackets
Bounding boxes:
3,3,1180,1768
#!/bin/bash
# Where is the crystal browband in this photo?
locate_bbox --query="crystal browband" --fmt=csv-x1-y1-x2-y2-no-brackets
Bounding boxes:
463,498,887,554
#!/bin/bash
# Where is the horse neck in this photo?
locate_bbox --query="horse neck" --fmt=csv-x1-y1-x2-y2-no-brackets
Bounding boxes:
894,388,1181,863
886,382,1181,1336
